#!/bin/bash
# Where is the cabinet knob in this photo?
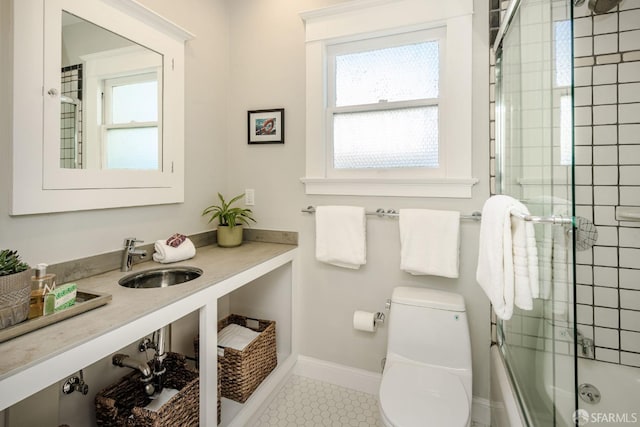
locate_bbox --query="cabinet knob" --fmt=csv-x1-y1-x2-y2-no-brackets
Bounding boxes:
47,88,58,97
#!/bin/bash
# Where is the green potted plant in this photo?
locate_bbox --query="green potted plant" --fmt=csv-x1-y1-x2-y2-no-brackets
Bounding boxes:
202,193,256,248
0,249,32,329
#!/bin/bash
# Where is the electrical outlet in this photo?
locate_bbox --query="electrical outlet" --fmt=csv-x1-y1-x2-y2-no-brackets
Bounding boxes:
245,189,255,206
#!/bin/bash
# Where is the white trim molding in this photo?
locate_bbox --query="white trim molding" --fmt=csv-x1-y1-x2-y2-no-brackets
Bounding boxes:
300,177,479,198
300,0,477,198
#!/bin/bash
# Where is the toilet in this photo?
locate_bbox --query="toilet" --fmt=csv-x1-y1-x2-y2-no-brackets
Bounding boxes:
379,286,472,427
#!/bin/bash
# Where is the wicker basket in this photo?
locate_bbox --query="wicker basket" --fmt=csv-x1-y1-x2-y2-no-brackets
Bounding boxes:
0,269,32,330
195,314,277,403
95,353,200,427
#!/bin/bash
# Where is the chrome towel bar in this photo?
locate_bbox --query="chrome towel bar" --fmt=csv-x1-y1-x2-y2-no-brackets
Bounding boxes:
301,206,482,220
301,206,574,225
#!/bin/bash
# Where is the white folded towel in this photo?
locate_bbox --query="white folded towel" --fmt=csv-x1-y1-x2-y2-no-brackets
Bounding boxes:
476,195,539,320
399,209,460,278
217,323,259,351
315,206,366,269
153,238,196,264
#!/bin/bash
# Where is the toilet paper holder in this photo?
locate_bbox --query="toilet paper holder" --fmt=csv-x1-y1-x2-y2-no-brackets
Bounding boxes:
374,311,385,326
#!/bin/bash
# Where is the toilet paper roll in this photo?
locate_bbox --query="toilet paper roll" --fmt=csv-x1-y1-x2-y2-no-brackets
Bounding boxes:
353,310,377,332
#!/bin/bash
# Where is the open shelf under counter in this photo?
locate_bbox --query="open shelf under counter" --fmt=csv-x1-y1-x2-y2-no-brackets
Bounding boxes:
0,241,298,427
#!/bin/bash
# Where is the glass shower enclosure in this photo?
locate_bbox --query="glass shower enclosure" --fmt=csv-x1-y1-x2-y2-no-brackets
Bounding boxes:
494,0,579,425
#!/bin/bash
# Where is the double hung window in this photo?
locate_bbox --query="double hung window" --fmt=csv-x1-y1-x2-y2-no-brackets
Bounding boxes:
102,73,160,170
301,0,476,198
327,30,443,173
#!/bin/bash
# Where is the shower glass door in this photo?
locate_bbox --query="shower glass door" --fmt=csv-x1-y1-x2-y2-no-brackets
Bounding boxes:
495,0,577,425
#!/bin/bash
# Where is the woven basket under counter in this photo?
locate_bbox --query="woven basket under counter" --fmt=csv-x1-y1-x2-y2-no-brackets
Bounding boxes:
195,314,277,403
94,352,202,427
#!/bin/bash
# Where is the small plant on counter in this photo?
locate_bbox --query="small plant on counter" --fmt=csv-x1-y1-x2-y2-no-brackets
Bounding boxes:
0,249,32,329
0,249,30,276
202,193,256,248
202,192,256,228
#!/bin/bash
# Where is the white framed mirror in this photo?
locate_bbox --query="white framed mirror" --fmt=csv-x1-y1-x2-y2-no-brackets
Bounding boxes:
58,11,163,173
11,0,194,215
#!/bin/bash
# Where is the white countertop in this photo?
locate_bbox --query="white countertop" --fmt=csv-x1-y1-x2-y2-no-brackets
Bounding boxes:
0,241,297,410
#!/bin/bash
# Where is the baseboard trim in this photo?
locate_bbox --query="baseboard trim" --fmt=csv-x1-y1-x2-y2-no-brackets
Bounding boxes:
294,355,382,395
294,355,491,427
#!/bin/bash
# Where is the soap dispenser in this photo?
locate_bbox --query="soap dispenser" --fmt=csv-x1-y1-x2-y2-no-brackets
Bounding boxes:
28,263,56,319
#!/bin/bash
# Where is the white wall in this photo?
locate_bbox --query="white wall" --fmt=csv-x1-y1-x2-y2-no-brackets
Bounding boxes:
225,0,492,400
0,2,493,424
0,0,229,265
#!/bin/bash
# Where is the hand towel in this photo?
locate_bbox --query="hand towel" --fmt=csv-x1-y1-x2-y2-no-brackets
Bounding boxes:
152,238,196,264
315,206,366,269
217,323,259,351
476,195,539,320
399,209,460,278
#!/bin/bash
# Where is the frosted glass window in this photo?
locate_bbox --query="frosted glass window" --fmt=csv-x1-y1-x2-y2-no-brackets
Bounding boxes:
112,81,158,123
328,31,442,173
334,107,438,169
335,41,439,106
106,127,159,170
554,20,572,88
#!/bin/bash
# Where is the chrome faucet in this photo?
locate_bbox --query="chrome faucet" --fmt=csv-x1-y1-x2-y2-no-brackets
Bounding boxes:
120,238,147,272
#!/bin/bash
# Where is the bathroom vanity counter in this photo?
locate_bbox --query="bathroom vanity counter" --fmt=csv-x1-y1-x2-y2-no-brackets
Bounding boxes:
0,241,297,425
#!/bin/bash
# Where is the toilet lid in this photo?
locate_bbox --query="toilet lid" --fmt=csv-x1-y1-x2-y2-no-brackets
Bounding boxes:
379,361,469,427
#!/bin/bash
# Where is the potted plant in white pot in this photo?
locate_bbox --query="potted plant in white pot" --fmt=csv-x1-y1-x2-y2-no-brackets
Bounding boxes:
202,193,256,248
0,249,32,329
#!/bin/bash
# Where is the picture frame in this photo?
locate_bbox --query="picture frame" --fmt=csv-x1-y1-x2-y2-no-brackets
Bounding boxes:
247,108,284,144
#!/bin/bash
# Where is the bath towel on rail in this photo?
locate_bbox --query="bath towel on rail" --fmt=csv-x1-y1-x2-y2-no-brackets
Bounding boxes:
315,205,366,269
534,197,571,319
476,195,539,320
399,209,460,278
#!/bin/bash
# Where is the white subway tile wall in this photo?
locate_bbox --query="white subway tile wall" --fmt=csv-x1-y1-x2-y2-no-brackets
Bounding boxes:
573,0,640,367
491,1,640,369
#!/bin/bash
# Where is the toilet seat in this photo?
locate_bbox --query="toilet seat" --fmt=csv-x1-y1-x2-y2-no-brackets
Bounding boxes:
379,361,470,427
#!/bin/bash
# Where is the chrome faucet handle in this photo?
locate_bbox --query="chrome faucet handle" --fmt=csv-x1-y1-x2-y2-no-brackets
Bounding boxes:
124,237,144,248
121,238,147,272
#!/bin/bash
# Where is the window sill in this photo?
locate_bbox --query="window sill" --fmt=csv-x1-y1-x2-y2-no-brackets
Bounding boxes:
300,177,478,198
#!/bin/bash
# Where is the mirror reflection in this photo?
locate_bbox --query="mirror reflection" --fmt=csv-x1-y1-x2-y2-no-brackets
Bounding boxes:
60,11,162,170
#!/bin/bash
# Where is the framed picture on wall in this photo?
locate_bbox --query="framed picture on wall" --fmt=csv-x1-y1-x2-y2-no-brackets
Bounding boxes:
248,108,284,144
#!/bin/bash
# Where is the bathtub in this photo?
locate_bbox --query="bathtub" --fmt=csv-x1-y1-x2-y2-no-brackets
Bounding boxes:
552,355,640,427
490,345,526,427
491,344,640,427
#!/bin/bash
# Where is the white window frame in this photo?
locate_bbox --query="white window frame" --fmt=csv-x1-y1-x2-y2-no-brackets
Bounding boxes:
300,0,477,198
81,45,163,171
326,28,444,179
102,72,161,170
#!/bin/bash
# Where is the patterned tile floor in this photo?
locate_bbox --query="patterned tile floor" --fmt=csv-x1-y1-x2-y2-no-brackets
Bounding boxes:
251,375,385,427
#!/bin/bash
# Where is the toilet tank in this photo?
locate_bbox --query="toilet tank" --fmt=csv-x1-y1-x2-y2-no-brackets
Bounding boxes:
387,287,472,371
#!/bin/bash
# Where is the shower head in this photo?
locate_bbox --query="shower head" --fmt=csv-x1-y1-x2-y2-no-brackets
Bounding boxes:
588,0,622,14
